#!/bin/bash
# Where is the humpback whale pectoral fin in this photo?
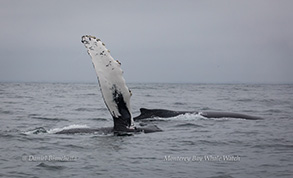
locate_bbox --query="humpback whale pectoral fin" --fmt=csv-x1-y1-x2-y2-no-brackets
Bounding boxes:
81,35,134,130
111,85,133,129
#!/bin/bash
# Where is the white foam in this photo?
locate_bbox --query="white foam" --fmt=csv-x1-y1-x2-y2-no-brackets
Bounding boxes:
23,130,42,135
146,113,207,121
173,113,207,121
48,124,89,134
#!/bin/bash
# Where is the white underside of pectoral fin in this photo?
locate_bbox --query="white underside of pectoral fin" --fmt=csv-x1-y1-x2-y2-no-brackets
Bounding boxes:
81,35,133,127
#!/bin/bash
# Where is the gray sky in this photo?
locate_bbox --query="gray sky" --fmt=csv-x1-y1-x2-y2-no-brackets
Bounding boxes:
1,0,292,83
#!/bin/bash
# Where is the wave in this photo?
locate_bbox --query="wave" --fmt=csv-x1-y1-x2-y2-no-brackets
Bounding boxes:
23,127,48,134
252,143,293,150
173,123,204,128
235,98,253,102
48,124,90,134
30,116,68,121
74,108,99,112
88,117,108,121
36,163,65,170
23,124,90,135
0,110,13,115
264,109,283,113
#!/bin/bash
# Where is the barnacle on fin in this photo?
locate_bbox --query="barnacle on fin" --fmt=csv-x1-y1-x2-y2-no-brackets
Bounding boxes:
84,35,100,41
88,35,96,39
129,89,132,96
116,60,121,65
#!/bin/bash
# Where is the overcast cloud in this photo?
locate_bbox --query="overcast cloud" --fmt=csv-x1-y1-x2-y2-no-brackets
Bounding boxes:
0,0,292,83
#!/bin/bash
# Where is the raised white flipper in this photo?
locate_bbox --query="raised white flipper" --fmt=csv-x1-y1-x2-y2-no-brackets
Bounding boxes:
81,35,134,130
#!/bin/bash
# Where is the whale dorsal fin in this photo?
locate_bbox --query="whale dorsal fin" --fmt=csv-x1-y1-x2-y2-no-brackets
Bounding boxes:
140,108,150,114
81,35,134,130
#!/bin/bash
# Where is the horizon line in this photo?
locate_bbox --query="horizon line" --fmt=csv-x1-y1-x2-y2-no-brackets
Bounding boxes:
0,80,292,85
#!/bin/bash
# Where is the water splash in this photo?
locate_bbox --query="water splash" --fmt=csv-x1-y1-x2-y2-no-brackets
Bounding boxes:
48,124,90,134
23,124,90,134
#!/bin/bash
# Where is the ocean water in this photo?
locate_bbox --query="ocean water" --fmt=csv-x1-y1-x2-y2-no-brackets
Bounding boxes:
0,82,293,178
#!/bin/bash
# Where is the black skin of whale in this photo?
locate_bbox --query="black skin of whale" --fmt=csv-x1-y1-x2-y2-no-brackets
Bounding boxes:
55,108,262,134
55,36,262,135
134,108,263,121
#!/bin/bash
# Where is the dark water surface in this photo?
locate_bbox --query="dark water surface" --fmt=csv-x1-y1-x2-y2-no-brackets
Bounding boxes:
0,83,292,178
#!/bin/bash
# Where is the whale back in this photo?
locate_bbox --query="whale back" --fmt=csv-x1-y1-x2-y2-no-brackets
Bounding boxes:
134,108,190,120
134,108,263,120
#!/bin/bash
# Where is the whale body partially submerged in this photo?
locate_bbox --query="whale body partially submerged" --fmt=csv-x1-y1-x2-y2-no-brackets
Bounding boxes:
134,108,263,121
55,35,262,134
